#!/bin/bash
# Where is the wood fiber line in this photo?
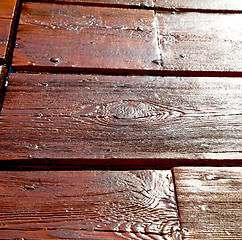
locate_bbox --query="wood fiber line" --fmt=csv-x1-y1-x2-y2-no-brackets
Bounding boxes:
173,167,242,239
156,12,242,73
0,74,241,163
0,170,182,239
12,2,160,71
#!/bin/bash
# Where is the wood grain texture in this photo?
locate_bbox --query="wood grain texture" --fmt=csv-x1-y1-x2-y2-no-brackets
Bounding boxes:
27,0,242,11
0,0,17,62
12,2,160,71
173,167,242,239
155,0,242,11
157,12,242,72
0,170,181,239
28,0,154,7
0,74,241,163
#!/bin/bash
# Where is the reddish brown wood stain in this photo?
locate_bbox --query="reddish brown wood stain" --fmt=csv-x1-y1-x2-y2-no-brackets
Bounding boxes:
0,0,17,62
0,170,181,239
33,0,154,7
0,0,241,239
1,73,241,161
12,2,160,71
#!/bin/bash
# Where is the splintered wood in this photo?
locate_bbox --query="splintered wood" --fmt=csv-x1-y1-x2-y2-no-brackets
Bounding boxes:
0,170,181,239
173,167,242,240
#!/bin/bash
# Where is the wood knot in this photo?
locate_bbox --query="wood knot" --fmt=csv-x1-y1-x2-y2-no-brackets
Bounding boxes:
72,100,184,126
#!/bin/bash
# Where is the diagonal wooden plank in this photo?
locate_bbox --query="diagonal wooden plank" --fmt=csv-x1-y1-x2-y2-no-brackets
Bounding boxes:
0,74,241,164
0,170,182,239
12,2,160,72
173,167,242,239
156,12,242,73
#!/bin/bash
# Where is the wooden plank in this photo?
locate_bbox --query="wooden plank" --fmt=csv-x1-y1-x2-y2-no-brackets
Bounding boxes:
0,0,17,18
157,12,242,73
0,170,182,239
12,2,160,72
29,0,154,8
173,167,242,239
0,0,17,63
0,65,8,108
0,73,241,164
155,0,242,11
26,0,242,11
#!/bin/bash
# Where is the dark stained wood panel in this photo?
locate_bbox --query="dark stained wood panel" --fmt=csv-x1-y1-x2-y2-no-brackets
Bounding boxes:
12,2,160,71
157,12,242,72
0,65,7,106
0,170,182,239
0,0,17,62
155,0,242,11
173,167,242,239
0,73,241,163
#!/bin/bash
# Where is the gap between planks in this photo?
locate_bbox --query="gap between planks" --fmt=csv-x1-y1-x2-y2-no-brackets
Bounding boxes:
11,67,242,78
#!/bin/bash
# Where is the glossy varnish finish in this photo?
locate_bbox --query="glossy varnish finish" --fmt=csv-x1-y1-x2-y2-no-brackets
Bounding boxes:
155,0,242,11
0,0,18,63
173,167,242,239
27,0,242,11
13,2,160,72
0,170,181,239
0,73,241,162
29,0,154,7
157,12,242,72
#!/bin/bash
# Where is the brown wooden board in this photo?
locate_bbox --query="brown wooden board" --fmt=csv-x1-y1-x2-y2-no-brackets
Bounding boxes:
27,0,242,11
12,2,160,72
155,0,242,11
0,170,182,239
0,74,241,165
28,0,154,8
156,12,242,73
0,65,8,108
173,167,242,239
0,0,17,63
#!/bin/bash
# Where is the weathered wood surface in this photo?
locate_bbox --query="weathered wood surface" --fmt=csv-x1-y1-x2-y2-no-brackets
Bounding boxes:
0,74,241,164
12,2,242,74
173,167,242,240
28,0,242,11
28,0,154,7
0,170,181,239
0,0,18,63
157,12,242,73
155,0,242,11
12,2,159,72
